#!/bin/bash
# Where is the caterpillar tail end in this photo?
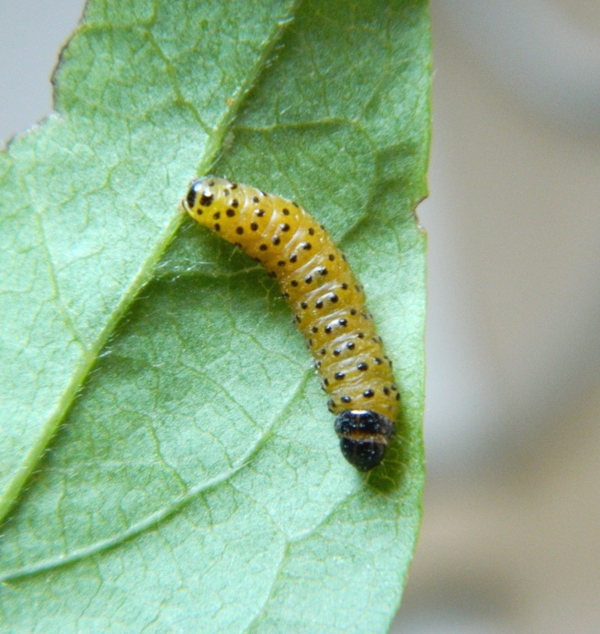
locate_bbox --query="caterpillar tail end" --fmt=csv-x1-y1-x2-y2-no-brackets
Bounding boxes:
334,410,396,472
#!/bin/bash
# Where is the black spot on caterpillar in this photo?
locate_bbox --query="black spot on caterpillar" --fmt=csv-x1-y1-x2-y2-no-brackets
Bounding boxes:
182,176,398,471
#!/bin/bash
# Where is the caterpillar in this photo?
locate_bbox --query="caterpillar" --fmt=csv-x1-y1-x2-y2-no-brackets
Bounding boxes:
182,177,399,471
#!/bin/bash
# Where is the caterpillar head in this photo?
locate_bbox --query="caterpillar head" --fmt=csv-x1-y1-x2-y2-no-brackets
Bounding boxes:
334,410,395,471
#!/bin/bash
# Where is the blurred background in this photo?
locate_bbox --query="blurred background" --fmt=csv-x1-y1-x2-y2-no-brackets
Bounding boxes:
2,1,599,632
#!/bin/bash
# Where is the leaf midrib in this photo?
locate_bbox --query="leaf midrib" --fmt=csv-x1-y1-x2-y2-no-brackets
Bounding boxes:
0,3,301,526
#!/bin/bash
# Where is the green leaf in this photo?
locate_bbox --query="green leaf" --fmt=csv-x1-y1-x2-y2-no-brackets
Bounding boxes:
0,0,430,631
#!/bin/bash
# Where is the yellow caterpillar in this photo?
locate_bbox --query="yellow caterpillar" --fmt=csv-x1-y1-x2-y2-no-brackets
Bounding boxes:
182,177,399,471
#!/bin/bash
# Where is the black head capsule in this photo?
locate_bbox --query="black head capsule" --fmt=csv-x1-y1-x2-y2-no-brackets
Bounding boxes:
338,437,387,472
334,410,395,471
